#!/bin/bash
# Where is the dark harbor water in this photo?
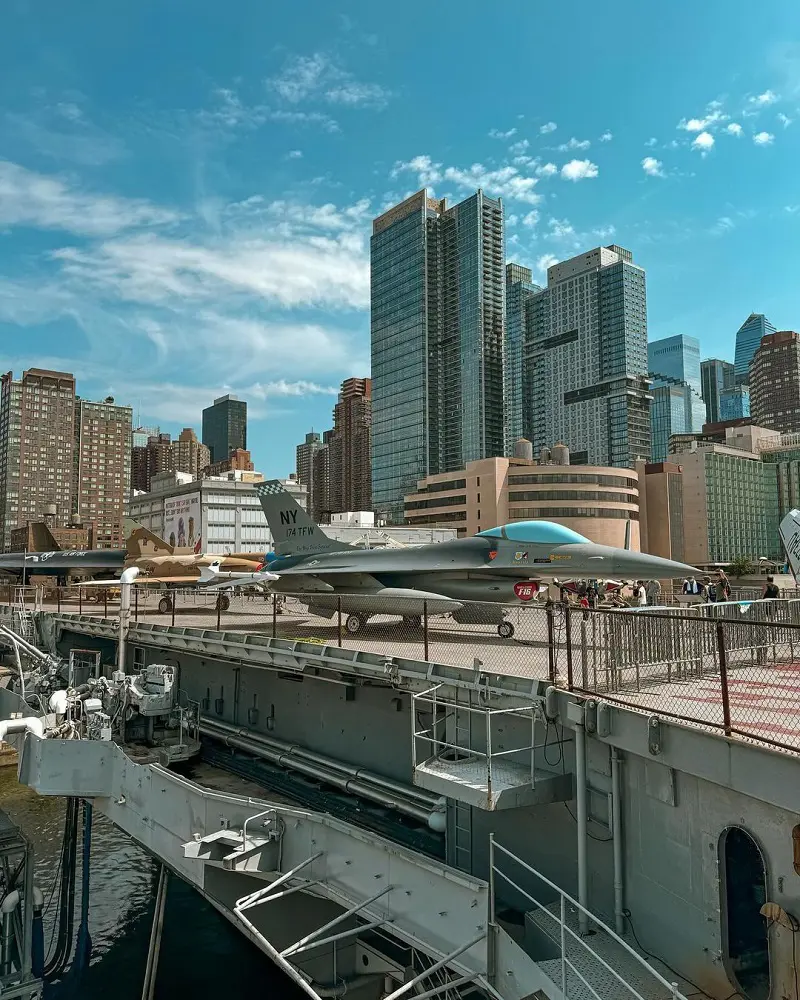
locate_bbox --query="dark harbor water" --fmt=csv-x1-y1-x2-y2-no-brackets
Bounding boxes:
0,765,298,999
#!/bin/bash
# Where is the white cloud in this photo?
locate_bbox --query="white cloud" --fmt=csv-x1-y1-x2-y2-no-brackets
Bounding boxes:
560,159,598,181
726,122,743,137
522,210,539,227
641,156,664,177
599,131,613,142
393,156,542,204
679,107,728,132
778,112,792,128
710,216,735,235
536,162,558,177
506,214,519,227
557,137,591,151
287,149,303,158
509,139,530,154
692,131,715,154
268,52,390,109
749,89,779,107
391,154,442,185
0,160,179,236
548,217,574,239
785,205,800,214
753,130,774,145
644,137,658,147
489,127,517,139
539,121,557,134
535,253,559,275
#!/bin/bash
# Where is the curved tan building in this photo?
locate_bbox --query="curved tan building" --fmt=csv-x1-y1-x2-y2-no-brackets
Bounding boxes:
404,454,640,549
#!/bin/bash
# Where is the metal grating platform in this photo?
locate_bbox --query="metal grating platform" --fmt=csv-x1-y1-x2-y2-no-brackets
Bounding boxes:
414,755,572,811
529,902,691,1000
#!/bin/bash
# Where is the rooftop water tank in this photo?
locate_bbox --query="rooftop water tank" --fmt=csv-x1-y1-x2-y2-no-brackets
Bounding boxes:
551,443,570,466
514,438,533,461
539,446,552,465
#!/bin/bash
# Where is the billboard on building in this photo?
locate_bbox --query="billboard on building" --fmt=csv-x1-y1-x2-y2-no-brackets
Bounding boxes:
164,492,201,551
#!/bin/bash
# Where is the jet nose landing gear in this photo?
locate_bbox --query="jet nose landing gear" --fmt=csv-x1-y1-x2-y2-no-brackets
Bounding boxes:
497,621,515,639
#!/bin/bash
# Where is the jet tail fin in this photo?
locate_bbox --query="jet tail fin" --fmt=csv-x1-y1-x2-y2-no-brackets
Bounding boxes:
779,509,800,582
28,522,61,553
124,518,175,558
254,480,353,557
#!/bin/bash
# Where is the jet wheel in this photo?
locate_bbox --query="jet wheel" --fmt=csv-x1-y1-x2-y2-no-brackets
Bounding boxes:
346,614,365,634
216,594,230,612
158,596,173,615
402,615,422,629
498,621,515,639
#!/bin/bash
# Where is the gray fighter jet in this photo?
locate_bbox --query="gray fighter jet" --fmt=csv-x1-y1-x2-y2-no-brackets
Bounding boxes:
256,480,698,637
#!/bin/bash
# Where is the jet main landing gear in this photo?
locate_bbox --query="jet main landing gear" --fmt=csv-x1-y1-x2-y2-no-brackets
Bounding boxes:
497,621,515,639
345,613,366,634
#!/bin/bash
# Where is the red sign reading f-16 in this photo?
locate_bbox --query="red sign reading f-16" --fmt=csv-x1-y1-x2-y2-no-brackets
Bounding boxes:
514,581,538,602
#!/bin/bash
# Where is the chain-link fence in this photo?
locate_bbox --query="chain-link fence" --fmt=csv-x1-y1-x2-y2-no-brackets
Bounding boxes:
6,584,800,753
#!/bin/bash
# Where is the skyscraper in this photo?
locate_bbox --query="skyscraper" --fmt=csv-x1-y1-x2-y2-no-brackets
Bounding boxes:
131,429,209,492
0,368,76,551
329,378,372,513
734,313,776,384
370,188,505,521
296,431,322,517
719,385,751,422
505,263,542,452
751,331,800,433
700,359,735,425
523,246,651,467
648,335,706,462
73,396,132,548
202,394,247,464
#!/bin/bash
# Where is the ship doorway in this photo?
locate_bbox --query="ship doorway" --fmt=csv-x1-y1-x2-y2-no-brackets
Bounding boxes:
720,826,770,1000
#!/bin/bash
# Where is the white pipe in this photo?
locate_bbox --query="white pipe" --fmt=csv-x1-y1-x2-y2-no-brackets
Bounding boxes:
1,891,19,976
574,706,589,936
0,625,48,662
611,747,624,936
118,568,140,674
0,891,20,915
8,636,25,701
0,718,44,741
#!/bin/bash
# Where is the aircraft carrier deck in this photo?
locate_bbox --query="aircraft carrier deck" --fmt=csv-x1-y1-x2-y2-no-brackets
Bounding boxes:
1,588,800,1000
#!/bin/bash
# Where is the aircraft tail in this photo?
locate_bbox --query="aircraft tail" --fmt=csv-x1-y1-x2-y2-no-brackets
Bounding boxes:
124,518,175,558
28,522,61,553
779,509,800,582
254,480,353,557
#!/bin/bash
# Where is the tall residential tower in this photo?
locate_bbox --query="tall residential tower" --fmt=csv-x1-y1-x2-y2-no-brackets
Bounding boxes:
523,246,651,467
505,263,542,452
370,189,505,521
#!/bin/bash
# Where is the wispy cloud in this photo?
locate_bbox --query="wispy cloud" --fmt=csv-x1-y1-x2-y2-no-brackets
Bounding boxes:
268,52,390,109
509,139,529,154
599,131,613,142
726,122,743,137
488,127,517,139
692,131,714,155
753,130,774,145
560,159,598,181
287,149,303,159
0,160,179,236
749,89,779,107
539,121,557,134
644,137,658,147
392,156,542,204
535,253,559,277
536,162,558,177
678,107,727,132
778,112,793,128
521,210,539,227
556,137,591,151
641,156,664,177
547,217,575,239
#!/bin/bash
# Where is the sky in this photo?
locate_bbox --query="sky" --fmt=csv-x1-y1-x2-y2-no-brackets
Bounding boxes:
1,1,800,477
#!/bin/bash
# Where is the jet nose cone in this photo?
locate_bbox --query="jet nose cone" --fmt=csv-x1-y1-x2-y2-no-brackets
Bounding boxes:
609,549,699,580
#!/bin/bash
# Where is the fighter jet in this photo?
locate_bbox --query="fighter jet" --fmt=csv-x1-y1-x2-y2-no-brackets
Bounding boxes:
779,509,800,581
255,480,699,637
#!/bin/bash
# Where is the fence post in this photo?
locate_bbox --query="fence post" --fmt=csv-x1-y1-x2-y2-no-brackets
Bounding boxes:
57,587,61,614
716,621,732,737
337,596,342,648
135,587,139,623
171,593,176,628
546,602,556,683
565,604,574,690
216,595,222,631
79,588,82,616
104,588,108,619
423,600,429,662
272,593,277,639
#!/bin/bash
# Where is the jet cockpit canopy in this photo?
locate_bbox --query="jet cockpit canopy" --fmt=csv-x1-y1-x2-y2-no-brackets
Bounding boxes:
477,521,590,545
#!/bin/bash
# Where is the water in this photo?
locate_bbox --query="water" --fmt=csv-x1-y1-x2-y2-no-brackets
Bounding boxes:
0,765,298,999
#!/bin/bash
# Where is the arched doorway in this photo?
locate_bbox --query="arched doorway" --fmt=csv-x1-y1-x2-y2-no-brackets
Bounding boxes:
720,826,770,1000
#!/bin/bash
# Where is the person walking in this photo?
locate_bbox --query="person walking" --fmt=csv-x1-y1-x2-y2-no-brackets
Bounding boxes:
763,575,780,600
717,569,732,602
645,578,661,606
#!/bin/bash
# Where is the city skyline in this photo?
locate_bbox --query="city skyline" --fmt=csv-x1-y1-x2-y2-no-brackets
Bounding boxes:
1,0,799,478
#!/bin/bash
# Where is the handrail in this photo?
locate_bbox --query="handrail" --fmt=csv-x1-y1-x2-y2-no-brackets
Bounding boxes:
489,837,686,1000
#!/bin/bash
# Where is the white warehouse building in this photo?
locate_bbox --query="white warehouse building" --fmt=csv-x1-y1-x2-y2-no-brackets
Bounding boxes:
128,472,457,555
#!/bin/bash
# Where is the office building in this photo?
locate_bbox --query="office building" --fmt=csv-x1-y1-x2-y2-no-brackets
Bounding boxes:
648,335,705,464
700,359,735,425
404,448,640,548
296,431,322,513
505,263,542,451
719,385,750,422
371,188,505,522
760,433,800,519
329,378,372,514
73,396,132,548
734,313,776,384
637,462,685,564
204,448,255,478
751,331,800,434
202,394,247,464
132,425,159,449
0,369,77,552
524,246,651,469
131,429,209,493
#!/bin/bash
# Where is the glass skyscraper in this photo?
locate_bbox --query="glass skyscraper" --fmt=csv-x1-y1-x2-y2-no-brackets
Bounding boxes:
370,189,505,521
719,385,750,421
648,335,705,462
505,263,541,452
700,358,735,425
523,245,651,468
202,394,247,464
734,313,776,384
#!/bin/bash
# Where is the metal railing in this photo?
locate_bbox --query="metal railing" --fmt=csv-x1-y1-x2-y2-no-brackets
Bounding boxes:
489,837,687,1000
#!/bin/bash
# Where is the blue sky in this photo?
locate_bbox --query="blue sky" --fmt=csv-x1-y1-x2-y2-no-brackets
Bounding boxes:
1,1,800,477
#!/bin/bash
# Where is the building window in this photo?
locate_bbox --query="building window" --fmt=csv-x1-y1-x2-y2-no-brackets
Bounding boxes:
719,826,770,1000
